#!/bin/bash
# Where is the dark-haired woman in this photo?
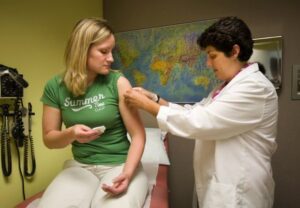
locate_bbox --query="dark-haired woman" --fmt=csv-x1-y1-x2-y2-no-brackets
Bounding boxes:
124,16,278,208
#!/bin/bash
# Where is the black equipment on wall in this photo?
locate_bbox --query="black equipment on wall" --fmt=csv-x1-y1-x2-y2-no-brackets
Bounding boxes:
12,97,26,147
24,102,36,177
0,64,28,97
0,64,35,200
1,104,12,176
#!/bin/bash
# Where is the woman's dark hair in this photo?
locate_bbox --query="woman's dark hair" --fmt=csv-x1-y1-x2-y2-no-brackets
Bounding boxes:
197,16,253,62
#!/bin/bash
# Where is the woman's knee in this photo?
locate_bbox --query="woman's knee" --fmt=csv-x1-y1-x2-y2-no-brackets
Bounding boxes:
38,167,99,208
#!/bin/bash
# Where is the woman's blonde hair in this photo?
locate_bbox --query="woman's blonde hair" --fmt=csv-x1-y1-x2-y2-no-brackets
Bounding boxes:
63,17,113,96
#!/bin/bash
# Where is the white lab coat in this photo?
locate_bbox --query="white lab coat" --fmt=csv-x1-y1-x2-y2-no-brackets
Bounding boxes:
157,63,278,208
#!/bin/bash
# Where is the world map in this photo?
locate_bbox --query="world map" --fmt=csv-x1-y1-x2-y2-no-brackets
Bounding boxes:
112,19,218,103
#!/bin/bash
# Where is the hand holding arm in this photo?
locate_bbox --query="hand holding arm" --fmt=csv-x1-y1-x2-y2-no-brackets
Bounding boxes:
124,88,167,116
133,87,169,106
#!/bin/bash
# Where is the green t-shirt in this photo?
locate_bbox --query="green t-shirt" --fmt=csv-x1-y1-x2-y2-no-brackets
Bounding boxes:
40,71,129,165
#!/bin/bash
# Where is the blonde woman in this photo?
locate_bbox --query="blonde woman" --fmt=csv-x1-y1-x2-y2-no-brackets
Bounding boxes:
39,17,148,208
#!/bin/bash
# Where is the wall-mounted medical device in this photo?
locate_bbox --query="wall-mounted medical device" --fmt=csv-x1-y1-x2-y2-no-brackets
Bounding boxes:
292,65,300,100
249,36,283,90
0,64,29,97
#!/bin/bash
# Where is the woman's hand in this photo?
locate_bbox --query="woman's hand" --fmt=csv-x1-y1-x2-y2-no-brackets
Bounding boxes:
101,173,130,196
124,88,161,116
133,87,157,101
72,124,102,143
124,88,151,109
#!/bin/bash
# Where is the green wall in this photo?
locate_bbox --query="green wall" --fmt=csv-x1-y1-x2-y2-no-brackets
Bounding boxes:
0,0,102,207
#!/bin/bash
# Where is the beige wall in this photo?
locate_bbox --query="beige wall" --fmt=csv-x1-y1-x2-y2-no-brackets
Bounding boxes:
104,0,300,207
0,0,102,207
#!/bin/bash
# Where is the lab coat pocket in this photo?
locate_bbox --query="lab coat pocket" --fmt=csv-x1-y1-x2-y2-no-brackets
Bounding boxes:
199,182,236,208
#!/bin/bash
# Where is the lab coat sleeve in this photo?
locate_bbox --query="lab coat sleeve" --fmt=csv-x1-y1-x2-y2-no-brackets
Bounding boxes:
169,102,194,110
157,79,268,140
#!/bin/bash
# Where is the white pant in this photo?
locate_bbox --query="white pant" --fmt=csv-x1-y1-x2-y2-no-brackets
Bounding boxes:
37,160,149,208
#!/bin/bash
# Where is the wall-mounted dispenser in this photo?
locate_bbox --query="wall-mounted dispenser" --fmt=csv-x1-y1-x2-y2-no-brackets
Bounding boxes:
292,65,300,100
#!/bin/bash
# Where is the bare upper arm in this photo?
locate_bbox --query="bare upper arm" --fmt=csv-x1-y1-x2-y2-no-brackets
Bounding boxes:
42,104,62,136
117,76,145,138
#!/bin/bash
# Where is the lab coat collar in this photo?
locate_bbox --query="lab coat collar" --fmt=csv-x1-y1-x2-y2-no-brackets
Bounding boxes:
223,63,259,90
211,63,260,100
